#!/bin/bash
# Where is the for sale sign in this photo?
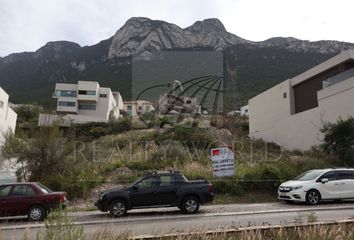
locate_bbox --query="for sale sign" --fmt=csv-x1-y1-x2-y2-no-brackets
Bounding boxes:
210,147,235,177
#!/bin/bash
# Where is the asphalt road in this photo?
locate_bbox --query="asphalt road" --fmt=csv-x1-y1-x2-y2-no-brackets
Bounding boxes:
1,202,354,239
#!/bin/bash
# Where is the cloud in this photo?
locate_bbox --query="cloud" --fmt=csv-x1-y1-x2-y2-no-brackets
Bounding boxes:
0,0,353,57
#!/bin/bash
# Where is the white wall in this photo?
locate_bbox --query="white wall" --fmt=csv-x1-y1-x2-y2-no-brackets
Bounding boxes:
0,87,17,145
0,87,17,182
249,77,354,151
124,100,154,117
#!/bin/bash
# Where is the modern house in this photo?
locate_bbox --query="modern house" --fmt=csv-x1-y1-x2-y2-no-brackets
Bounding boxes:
157,93,201,115
249,50,354,151
123,100,154,117
52,81,124,123
0,87,17,144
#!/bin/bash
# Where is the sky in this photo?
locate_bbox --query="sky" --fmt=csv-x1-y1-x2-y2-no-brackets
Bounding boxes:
0,0,353,57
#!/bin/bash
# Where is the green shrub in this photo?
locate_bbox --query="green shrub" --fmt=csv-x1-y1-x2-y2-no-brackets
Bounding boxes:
37,209,84,240
73,118,132,139
321,117,354,166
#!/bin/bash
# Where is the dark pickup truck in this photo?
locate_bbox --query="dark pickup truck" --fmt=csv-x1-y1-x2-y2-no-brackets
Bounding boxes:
95,171,214,217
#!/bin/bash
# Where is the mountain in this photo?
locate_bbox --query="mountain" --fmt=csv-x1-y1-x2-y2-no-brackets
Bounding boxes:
0,17,353,108
258,37,354,54
108,17,249,58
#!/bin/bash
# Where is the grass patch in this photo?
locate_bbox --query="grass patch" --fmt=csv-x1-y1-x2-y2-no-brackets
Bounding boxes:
213,192,277,204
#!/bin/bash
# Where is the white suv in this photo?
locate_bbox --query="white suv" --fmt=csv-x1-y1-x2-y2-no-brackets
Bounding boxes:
278,168,354,205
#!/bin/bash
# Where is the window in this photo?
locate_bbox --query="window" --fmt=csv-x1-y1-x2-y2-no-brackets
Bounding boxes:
78,90,96,96
136,177,160,189
160,175,174,186
186,100,192,104
138,106,143,111
99,94,107,98
319,171,337,181
11,185,36,196
127,105,132,110
0,186,12,197
283,92,287,99
146,106,150,111
338,171,354,180
79,104,96,110
36,183,53,194
55,90,77,97
0,100,4,109
58,101,76,107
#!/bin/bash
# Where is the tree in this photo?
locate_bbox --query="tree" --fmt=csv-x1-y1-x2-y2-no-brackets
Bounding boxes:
321,117,354,166
1,126,73,181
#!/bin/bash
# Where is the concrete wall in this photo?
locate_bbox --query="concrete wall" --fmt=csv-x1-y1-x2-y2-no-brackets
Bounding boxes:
249,77,354,151
0,87,17,145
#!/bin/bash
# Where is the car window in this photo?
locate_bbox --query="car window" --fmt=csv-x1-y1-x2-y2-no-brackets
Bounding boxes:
338,171,354,180
319,171,337,181
136,177,160,189
11,185,36,196
160,175,174,186
36,183,53,193
0,186,12,197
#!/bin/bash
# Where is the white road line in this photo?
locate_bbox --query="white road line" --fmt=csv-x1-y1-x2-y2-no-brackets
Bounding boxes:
1,205,354,230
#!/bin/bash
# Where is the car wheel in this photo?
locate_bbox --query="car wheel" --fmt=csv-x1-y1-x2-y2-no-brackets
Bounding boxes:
306,190,321,205
182,196,200,214
28,205,46,221
109,200,127,217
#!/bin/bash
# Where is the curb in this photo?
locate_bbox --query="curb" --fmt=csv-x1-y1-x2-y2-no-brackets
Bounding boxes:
1,205,354,231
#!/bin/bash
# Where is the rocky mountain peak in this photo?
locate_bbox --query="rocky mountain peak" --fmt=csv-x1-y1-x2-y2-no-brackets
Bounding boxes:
34,41,81,59
185,18,226,32
108,17,247,58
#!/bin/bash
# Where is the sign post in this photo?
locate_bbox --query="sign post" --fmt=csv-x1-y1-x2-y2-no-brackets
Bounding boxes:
210,147,235,177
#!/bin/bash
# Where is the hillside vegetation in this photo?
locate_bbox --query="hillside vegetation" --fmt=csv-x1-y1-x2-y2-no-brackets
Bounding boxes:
1,108,340,205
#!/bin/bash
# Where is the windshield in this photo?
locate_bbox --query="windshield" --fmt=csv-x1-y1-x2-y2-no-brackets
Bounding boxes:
36,183,53,193
130,177,143,187
295,170,325,181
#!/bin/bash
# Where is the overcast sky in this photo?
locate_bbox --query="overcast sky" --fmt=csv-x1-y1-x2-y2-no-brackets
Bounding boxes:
0,0,353,57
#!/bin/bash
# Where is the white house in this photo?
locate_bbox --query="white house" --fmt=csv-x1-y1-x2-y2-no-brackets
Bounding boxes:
0,87,17,183
52,81,124,123
0,87,17,144
123,100,155,117
249,50,354,151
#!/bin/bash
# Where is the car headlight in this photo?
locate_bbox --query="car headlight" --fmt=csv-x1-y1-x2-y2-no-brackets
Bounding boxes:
292,185,303,190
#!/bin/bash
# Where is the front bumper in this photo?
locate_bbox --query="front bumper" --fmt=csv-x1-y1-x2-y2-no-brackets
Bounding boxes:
95,199,106,212
278,190,306,202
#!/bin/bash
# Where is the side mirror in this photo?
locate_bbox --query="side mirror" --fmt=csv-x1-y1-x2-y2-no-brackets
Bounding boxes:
131,186,138,192
321,178,329,184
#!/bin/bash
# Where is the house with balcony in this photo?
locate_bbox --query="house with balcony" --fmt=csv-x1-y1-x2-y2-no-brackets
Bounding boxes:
52,81,124,123
123,100,155,117
249,50,354,151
